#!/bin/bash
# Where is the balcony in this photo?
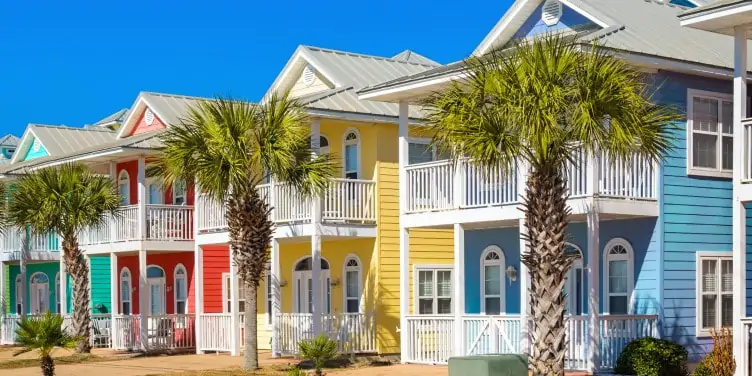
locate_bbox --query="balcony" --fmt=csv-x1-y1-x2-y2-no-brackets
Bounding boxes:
403,151,658,227
0,228,60,261
197,178,376,237
79,205,194,252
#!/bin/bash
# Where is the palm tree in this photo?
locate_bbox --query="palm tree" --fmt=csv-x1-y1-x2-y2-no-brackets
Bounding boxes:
152,92,334,369
14,312,78,376
422,35,681,375
8,164,121,353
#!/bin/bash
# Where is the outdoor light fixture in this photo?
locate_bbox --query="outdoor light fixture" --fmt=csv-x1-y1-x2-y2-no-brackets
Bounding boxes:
330,277,340,287
279,280,288,287
506,265,518,284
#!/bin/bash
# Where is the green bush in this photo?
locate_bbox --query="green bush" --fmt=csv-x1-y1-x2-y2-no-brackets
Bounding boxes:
287,367,308,376
298,335,339,376
614,337,688,376
693,356,711,376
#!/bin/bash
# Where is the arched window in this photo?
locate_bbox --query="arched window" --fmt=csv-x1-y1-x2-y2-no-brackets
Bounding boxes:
173,179,187,205
481,246,506,315
55,273,61,314
120,268,132,314
603,238,634,314
293,257,331,314
309,135,330,155
147,266,165,278
343,255,362,313
343,129,360,179
174,264,187,314
565,243,585,315
118,170,130,205
29,272,50,313
15,275,22,315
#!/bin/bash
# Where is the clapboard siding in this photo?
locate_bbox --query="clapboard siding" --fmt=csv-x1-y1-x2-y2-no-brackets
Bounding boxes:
89,256,111,313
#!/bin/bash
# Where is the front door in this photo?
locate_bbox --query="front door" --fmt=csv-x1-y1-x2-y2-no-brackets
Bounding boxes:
294,271,331,314
147,278,165,315
30,282,49,314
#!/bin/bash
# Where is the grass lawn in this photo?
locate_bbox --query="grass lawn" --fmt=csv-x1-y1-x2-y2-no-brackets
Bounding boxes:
146,359,393,376
0,353,127,370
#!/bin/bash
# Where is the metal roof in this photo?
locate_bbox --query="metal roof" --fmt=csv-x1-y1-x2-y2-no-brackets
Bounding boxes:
27,124,116,156
391,50,440,66
93,108,129,126
680,0,748,17
0,134,20,147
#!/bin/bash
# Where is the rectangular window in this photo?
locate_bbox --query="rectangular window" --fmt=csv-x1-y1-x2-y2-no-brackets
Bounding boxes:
408,138,449,165
266,266,273,325
688,91,734,178
173,180,187,205
223,273,246,313
120,280,131,314
415,267,452,315
175,278,187,314
697,253,733,337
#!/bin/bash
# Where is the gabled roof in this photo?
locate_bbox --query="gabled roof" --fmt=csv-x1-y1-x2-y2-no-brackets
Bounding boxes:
265,45,440,118
116,92,209,139
0,134,20,147
93,108,129,126
10,124,116,164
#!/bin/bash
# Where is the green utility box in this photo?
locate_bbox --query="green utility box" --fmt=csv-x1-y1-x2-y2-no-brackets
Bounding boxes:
448,355,528,376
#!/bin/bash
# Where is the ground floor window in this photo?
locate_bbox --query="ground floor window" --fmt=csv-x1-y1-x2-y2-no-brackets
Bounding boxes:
120,268,132,314
223,273,247,313
697,252,732,336
15,275,23,314
415,266,452,315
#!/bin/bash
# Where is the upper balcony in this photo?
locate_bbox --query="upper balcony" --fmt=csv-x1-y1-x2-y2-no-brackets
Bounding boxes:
79,204,194,253
403,150,658,228
0,229,60,262
197,178,376,242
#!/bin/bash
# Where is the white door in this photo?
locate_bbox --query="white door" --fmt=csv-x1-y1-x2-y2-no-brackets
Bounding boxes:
147,278,165,315
30,282,49,314
294,271,331,314
147,180,163,205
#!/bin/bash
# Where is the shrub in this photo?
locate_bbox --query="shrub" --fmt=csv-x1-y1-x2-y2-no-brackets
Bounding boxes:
287,367,307,376
614,337,688,376
693,356,711,376
298,335,339,376
708,328,735,376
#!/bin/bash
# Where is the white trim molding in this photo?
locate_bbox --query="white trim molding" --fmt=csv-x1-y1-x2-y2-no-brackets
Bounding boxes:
120,267,132,314
695,251,733,337
342,128,361,179
413,264,454,315
174,263,188,314
480,245,506,315
342,254,363,313
602,237,635,315
686,89,734,179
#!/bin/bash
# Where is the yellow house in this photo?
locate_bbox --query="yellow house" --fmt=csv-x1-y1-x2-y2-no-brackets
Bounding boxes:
193,45,456,356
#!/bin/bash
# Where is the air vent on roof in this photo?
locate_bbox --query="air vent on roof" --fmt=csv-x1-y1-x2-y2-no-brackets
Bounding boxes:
32,138,41,153
144,108,154,126
542,0,562,27
302,65,316,87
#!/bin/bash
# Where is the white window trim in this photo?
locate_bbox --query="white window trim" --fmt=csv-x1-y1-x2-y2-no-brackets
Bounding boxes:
291,256,332,314
342,254,363,313
413,264,453,315
603,237,635,315
695,251,733,337
120,267,132,314
310,134,330,155
686,89,734,179
173,180,187,206
480,246,506,315
55,272,60,314
174,264,187,314
29,272,50,314
118,170,131,205
15,275,23,315
342,128,361,179
566,243,586,316
265,266,273,326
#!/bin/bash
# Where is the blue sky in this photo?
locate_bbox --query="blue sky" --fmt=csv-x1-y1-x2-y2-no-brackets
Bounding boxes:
0,0,511,136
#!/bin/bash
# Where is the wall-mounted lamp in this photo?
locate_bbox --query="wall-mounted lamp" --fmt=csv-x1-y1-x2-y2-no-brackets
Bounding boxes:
505,265,518,284
329,277,340,287
166,286,173,292
279,280,288,287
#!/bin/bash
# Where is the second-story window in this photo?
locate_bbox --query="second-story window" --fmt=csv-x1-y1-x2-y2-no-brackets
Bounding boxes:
173,180,186,205
688,90,733,178
118,170,130,205
344,130,359,179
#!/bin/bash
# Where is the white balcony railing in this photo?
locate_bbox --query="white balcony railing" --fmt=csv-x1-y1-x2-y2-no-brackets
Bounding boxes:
276,312,376,355
79,205,194,246
197,179,377,233
404,314,658,370
0,228,59,258
744,118,752,182
405,152,658,214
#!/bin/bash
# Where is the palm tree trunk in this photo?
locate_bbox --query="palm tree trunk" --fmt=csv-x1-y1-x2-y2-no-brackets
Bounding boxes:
243,280,259,369
226,188,274,371
520,164,573,376
40,354,54,376
62,236,92,354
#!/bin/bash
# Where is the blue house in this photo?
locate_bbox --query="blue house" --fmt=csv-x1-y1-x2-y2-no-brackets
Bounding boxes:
359,0,748,372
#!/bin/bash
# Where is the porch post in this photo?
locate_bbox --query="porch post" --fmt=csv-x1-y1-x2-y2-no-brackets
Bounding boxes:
310,119,323,336
138,249,148,352
517,161,530,354
732,25,748,376
0,260,5,315
398,101,410,363
194,243,204,354
110,161,117,242
109,253,117,315
20,247,26,316
270,239,281,357
586,209,600,373
453,224,465,356
137,157,147,240
60,254,68,315
229,250,240,356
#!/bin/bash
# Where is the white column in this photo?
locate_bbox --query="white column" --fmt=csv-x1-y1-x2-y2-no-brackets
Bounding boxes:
587,150,600,196
398,102,409,214
59,255,67,315
110,161,118,242
138,249,148,351
586,209,600,373
137,157,147,240
229,253,240,356
453,224,465,356
193,180,204,354
517,162,530,354
109,254,116,315
399,227,410,363
733,24,749,376
20,247,26,316
0,260,5,316
310,119,323,336
270,239,281,357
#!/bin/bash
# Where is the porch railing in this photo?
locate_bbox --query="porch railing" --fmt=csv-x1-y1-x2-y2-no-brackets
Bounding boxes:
197,313,233,352
79,205,194,246
404,152,658,214
276,312,376,355
0,228,59,256
744,118,752,182
197,178,377,233
404,314,658,369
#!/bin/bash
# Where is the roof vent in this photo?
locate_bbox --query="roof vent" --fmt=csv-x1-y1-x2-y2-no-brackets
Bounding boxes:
542,0,562,26
144,108,154,126
302,65,316,87
32,138,41,153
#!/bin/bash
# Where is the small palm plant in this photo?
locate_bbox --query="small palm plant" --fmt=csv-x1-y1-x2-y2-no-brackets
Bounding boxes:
298,335,339,376
14,313,78,376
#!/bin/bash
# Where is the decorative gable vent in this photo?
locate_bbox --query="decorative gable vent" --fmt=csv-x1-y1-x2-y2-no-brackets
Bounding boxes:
542,0,563,26
32,138,41,153
302,64,316,87
144,108,154,126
